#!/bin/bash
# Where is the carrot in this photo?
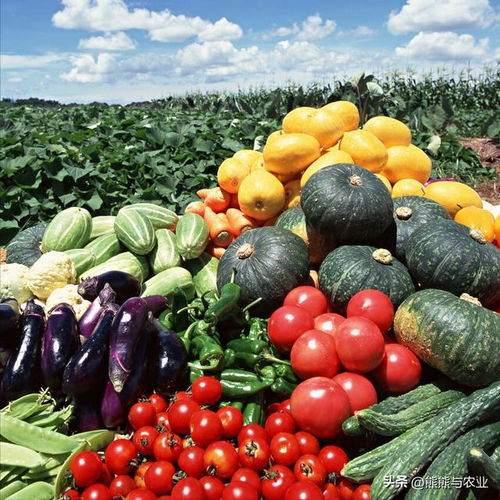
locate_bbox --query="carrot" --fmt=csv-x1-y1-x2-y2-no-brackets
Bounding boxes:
185,201,205,217
206,243,227,259
229,193,240,209
204,206,233,247
205,187,230,213
197,188,210,199
226,208,255,236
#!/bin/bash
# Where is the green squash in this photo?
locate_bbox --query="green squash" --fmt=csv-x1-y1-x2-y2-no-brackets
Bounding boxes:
301,163,393,244
319,245,415,314
406,219,500,306
216,227,309,315
394,289,500,387
6,223,47,267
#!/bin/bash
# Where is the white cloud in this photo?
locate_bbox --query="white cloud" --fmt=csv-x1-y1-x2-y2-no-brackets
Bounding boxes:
7,76,23,83
337,26,375,37
1,54,66,69
78,31,136,50
395,31,490,61
388,0,497,35
198,17,243,42
264,14,336,40
60,53,118,82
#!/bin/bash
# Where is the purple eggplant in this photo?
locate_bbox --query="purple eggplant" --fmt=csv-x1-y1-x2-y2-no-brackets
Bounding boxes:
78,270,141,304
75,393,104,432
78,284,116,339
0,298,21,349
62,305,114,396
1,301,44,400
108,297,149,393
41,304,80,395
143,295,168,316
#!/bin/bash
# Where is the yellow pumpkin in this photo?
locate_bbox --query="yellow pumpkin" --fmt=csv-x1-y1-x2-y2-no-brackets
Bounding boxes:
251,157,265,172
495,215,500,243
391,179,426,198
325,142,340,152
217,157,250,194
339,130,387,173
238,170,286,221
363,116,412,148
374,173,392,193
263,133,321,176
381,144,432,184
282,107,344,149
300,150,354,188
454,206,495,242
284,180,301,209
322,101,360,131
233,149,262,167
268,130,285,142
424,181,483,217
275,172,298,184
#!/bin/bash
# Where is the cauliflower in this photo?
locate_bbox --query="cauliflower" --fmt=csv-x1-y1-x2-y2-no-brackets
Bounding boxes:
27,251,76,300
45,285,91,319
0,263,34,304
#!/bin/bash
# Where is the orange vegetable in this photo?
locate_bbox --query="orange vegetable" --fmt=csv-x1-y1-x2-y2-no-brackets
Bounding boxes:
206,243,227,259
455,206,495,242
205,187,231,213
226,208,256,235
204,206,233,247
184,201,206,217
197,188,210,199
229,193,240,209
217,157,250,194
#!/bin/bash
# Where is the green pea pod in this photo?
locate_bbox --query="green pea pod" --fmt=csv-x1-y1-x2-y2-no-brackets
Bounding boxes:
190,366,204,384
204,283,241,323
248,317,267,339
0,481,26,498
221,369,260,383
273,363,299,383
221,379,272,398
271,377,296,397
243,401,264,426
1,392,54,421
226,338,269,354
0,442,44,468
7,482,54,500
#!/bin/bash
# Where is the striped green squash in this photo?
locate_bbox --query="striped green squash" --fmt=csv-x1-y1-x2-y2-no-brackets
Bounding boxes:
149,229,181,274
41,207,92,252
176,214,209,260
141,267,195,299
85,234,122,266
185,252,218,297
90,216,116,239
121,203,178,231
65,249,96,277
80,252,148,282
114,208,156,256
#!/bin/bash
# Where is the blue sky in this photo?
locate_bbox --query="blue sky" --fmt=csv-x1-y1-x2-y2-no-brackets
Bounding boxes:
1,0,498,103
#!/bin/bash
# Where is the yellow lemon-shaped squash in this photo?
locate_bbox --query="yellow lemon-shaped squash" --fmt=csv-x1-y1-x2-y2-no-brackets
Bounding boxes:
284,180,301,209
300,150,354,188
391,179,426,198
325,142,340,152
238,170,286,221
454,206,495,242
251,157,265,172
424,181,482,217
283,107,344,149
375,173,392,193
275,172,298,184
233,149,262,167
363,116,412,148
381,144,432,184
339,130,387,173
217,157,250,194
322,101,360,131
263,133,321,176
268,130,285,142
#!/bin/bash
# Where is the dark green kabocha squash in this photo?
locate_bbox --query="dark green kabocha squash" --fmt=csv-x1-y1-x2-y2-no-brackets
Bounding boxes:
301,163,393,245
216,227,309,315
405,219,500,306
6,223,47,266
319,245,415,314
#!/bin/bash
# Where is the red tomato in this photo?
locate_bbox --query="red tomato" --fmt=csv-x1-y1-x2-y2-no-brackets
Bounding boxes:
125,489,157,500
265,411,296,438
81,484,112,500
134,462,153,488
318,445,349,474
153,432,183,463
269,432,300,467
268,306,315,353
189,409,224,447
313,313,345,336
144,461,175,495
353,484,371,500
128,402,157,430
203,440,239,479
171,478,206,500
110,476,136,498
62,490,79,500
133,426,159,456
104,439,137,475
222,481,258,500
216,406,244,438
332,372,378,413
200,476,225,500
70,451,103,487
261,465,295,500
338,479,356,500
148,393,168,413
280,399,291,414
290,329,339,379
231,468,262,494
290,377,351,439
334,317,385,372
294,431,320,455
191,376,223,406
293,454,327,486
346,290,394,334
155,412,171,431
237,424,267,446
285,481,323,500
238,437,270,471
371,343,422,394
178,446,205,479
169,399,201,435
173,391,191,402
323,483,342,500
284,286,328,317
266,402,283,416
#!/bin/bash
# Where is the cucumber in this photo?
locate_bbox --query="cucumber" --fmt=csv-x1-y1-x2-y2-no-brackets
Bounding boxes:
149,229,181,274
371,381,500,500
357,390,464,436
85,233,122,265
176,213,209,260
64,248,96,277
406,422,500,500
121,203,178,230
185,252,218,297
141,267,195,300
468,447,500,492
80,252,148,282
41,207,92,252
90,215,116,239
492,445,500,464
115,208,156,255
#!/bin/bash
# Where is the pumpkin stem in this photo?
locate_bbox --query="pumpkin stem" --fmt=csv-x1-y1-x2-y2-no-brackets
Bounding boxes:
372,248,393,264
459,293,482,307
348,174,362,186
236,243,254,259
395,207,413,220
469,229,487,244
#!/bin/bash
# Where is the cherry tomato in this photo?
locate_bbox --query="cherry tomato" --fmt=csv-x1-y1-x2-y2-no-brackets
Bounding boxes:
104,439,137,475
155,412,171,430
353,484,371,500
268,306,314,353
265,411,296,438
238,437,270,471
237,424,267,446
171,477,206,500
62,490,79,500
110,476,136,498
346,289,394,334
334,317,385,372
323,483,342,500
318,445,348,474
371,343,422,394
70,450,103,487
191,376,223,406
153,432,183,463
313,313,346,337
190,409,224,447
222,481,258,500
203,440,239,479
178,446,205,478
269,432,300,467
133,426,160,456
126,488,158,500
174,391,192,401
280,399,291,414
293,454,327,486
261,465,296,500
148,393,168,413
128,402,157,430
134,462,153,488
290,377,351,439
81,484,112,500
169,399,201,435
284,286,328,317
290,329,339,379
266,402,283,417
294,431,320,455
284,481,323,500
200,476,225,500
338,479,356,500
144,461,175,495
216,406,244,438
231,468,262,494
332,372,378,412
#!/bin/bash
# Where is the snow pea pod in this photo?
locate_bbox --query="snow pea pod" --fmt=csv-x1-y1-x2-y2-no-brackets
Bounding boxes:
0,442,44,468
0,481,26,498
1,392,53,420
7,481,54,500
